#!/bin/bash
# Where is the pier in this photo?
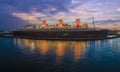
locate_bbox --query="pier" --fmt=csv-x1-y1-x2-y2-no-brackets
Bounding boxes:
0,31,12,37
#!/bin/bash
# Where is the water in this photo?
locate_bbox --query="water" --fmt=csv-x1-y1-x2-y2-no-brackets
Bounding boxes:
0,37,120,72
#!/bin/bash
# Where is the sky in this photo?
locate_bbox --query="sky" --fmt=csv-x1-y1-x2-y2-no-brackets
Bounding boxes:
0,0,120,30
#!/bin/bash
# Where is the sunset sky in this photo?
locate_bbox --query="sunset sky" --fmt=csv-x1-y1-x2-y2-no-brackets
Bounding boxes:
0,0,120,30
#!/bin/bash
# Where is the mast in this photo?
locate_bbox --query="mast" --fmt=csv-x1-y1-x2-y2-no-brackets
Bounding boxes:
92,16,95,30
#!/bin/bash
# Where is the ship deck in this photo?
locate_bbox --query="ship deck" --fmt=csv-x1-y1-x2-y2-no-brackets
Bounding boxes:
15,28,107,32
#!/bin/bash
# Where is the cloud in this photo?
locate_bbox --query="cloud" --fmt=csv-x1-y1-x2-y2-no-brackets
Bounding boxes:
117,8,120,12
95,19,120,24
0,0,120,30
69,9,99,15
4,0,71,13
0,0,73,18
96,3,103,6
0,0,74,30
80,10,98,14
70,2,84,9
12,12,40,24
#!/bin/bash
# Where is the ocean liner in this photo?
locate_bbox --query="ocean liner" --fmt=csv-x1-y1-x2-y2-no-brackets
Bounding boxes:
13,19,108,40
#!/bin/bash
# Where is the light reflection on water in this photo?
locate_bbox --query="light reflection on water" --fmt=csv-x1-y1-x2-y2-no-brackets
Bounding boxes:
1,37,120,72
14,38,89,64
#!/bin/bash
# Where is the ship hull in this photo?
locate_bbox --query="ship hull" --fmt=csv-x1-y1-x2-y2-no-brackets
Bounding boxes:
13,29,108,40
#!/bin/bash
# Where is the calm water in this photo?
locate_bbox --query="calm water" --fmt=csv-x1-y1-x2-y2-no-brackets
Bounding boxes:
0,37,120,72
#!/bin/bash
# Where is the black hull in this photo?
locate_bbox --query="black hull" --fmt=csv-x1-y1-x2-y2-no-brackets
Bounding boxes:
13,29,108,40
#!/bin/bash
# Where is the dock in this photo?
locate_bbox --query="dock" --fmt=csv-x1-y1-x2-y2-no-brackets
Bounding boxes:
0,31,13,37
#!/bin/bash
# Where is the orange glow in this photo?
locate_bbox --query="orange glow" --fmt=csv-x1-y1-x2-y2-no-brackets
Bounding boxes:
42,20,47,26
83,24,88,28
21,39,36,51
56,42,65,57
75,19,81,28
19,39,89,64
73,42,88,62
36,40,49,55
55,41,68,64
58,19,64,27
41,20,49,28
12,12,39,24
22,39,32,48
74,42,81,62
